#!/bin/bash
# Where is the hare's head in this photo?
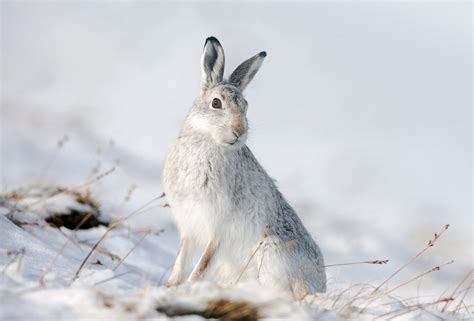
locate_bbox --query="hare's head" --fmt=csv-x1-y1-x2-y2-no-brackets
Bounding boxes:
186,37,266,148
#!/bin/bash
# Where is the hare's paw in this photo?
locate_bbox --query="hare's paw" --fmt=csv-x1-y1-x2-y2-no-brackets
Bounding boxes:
187,240,216,282
166,273,184,288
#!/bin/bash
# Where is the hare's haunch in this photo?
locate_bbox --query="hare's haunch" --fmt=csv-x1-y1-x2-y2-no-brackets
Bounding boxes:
163,37,326,298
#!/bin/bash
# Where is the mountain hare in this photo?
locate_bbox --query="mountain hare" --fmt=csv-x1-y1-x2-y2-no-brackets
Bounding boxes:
163,37,326,298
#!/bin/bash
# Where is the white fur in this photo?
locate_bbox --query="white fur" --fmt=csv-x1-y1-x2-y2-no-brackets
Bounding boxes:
163,37,326,299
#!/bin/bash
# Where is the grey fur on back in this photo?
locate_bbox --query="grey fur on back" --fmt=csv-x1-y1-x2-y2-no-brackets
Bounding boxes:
163,37,326,298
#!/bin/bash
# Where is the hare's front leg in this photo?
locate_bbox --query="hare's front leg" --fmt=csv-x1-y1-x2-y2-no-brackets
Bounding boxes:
167,238,195,287
187,240,216,282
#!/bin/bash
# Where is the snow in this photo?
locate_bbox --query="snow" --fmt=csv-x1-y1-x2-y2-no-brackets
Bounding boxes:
1,1,472,320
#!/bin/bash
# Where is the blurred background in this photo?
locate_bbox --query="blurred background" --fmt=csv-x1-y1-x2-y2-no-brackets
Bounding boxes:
1,1,471,298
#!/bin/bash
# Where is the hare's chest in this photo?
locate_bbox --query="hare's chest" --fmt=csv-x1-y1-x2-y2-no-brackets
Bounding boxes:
163,142,239,241
163,141,226,203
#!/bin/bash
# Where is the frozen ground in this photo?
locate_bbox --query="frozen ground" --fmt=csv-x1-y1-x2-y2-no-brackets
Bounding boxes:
1,2,472,320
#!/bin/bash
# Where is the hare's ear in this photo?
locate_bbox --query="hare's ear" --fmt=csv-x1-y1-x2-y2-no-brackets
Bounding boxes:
201,37,225,90
229,51,266,91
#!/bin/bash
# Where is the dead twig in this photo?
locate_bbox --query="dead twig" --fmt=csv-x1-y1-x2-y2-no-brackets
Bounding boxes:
235,240,265,284
36,135,69,182
40,212,94,284
235,225,269,284
371,224,449,295
386,260,454,296
72,193,165,280
325,259,389,268
331,283,372,309
112,231,150,272
93,271,133,286
441,268,473,312
1,249,25,274
303,259,389,273
22,167,116,211
73,221,119,280
377,297,454,320
453,282,473,314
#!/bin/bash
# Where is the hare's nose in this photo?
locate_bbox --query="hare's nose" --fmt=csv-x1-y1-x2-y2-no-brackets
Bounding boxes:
232,118,246,137
233,127,246,138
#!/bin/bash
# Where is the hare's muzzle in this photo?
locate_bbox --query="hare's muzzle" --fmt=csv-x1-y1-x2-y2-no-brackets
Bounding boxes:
232,114,247,138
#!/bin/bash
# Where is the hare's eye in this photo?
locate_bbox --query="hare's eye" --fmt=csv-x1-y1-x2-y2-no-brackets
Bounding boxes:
211,98,222,109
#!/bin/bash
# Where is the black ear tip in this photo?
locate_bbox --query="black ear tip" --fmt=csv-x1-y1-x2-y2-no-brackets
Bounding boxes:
205,36,220,45
259,51,267,58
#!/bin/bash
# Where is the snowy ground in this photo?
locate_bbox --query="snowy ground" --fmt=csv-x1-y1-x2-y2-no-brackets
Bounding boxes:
0,186,468,320
1,1,472,320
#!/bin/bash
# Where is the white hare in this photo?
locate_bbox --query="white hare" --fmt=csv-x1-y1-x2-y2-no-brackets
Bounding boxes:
163,37,326,298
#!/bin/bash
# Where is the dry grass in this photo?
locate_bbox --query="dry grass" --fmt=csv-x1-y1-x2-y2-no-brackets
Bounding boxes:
2,181,469,320
112,230,151,272
372,224,450,295
357,224,452,313
72,192,166,280
156,298,259,321
0,153,164,284
441,269,473,313
217,221,472,319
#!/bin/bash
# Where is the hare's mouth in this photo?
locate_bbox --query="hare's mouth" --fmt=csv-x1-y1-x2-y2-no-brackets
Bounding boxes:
227,139,239,146
227,131,241,145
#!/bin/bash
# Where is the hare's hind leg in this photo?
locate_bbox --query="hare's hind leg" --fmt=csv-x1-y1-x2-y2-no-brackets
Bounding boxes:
167,238,195,287
187,240,216,282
